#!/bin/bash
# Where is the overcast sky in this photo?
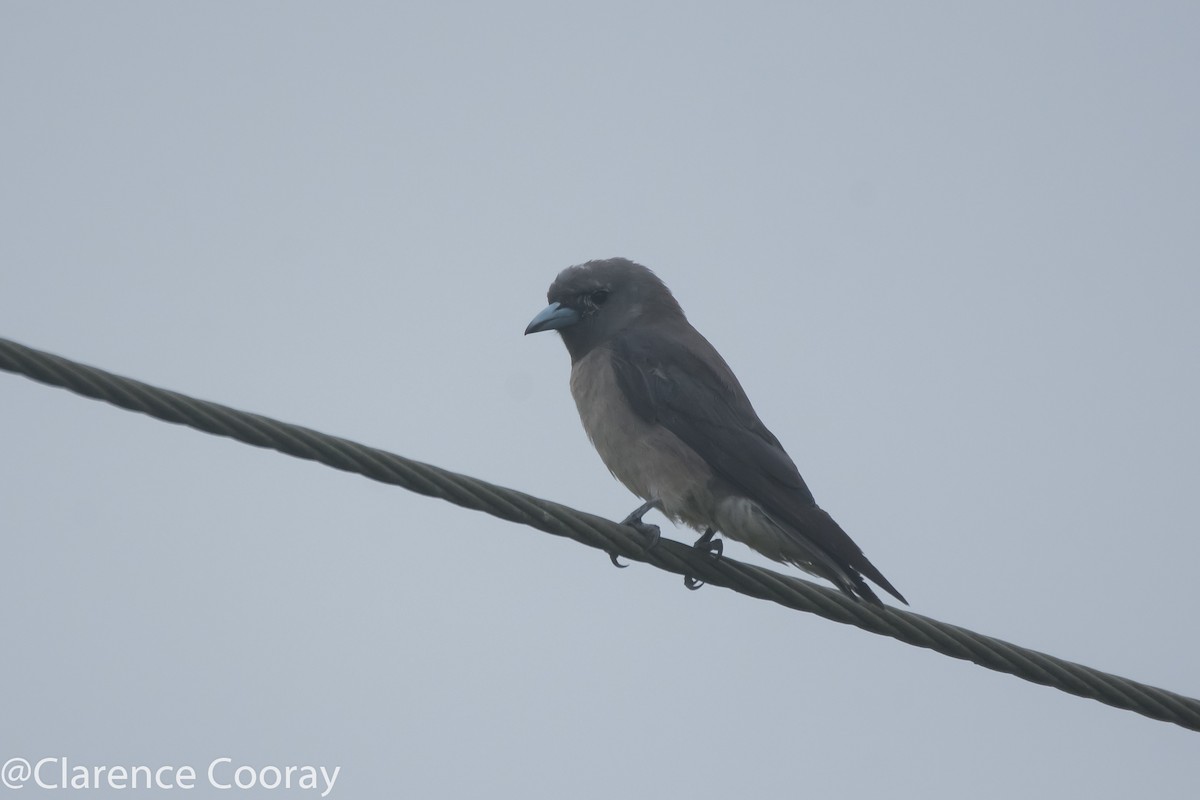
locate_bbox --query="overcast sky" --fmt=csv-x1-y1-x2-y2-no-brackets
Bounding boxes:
2,3,1197,797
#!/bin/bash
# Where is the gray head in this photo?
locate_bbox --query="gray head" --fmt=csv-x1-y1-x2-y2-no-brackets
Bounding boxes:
524,258,685,362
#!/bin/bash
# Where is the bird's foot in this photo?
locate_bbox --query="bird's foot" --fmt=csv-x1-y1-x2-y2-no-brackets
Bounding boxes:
608,499,663,568
683,528,724,590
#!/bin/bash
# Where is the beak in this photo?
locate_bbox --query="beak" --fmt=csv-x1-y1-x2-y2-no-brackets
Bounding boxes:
524,302,581,335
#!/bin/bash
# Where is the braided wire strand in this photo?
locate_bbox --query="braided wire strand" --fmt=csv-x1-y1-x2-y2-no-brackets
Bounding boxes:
2,336,1197,732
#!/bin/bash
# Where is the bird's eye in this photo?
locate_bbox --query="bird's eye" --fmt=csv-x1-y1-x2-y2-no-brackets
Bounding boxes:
591,289,610,306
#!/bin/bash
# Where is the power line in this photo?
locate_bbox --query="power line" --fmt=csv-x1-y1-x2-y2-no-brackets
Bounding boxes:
2,335,1197,732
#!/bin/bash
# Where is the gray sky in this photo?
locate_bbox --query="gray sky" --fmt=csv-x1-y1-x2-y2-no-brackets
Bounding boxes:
2,3,1197,797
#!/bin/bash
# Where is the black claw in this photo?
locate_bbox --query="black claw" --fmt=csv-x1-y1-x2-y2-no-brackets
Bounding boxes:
631,521,661,550
608,499,663,568
692,528,723,558
682,529,723,590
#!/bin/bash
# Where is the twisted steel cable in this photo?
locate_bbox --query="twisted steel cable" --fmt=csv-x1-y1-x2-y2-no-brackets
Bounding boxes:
2,335,1197,732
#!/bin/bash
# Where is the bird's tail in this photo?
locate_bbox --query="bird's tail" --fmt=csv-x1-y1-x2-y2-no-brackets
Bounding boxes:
780,507,908,607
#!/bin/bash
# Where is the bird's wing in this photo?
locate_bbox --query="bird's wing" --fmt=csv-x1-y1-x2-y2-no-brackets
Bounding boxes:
610,325,906,604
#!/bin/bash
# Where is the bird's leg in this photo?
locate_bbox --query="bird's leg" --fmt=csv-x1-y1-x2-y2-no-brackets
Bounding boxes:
683,528,724,590
621,499,663,542
693,527,723,558
608,499,663,568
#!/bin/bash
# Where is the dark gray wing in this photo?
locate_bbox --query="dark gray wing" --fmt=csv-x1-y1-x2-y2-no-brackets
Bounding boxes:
610,324,906,604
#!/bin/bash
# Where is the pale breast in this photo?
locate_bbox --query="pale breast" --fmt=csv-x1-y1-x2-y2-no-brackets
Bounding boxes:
568,348,716,529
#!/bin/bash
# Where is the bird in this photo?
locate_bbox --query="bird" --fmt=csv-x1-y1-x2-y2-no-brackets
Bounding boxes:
524,257,907,606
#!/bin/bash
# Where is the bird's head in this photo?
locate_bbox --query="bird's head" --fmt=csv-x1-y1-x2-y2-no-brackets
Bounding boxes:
524,257,683,361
